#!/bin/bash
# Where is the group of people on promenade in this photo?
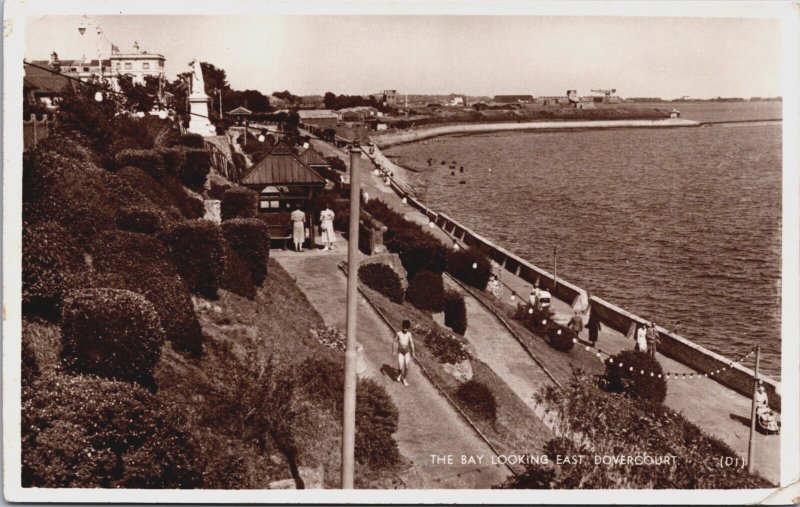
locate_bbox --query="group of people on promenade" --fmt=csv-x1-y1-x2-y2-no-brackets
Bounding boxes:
289,204,337,253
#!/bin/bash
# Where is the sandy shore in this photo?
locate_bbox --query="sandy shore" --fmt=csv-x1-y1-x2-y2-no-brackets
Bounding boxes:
372,118,700,149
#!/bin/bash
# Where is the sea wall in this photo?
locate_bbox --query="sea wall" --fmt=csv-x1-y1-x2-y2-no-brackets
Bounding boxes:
388,179,781,412
372,118,700,149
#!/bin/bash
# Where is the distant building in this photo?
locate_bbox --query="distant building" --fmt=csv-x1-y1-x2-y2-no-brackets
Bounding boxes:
448,95,467,106
337,106,379,122
297,109,339,130
24,60,74,109
383,90,397,107
494,95,534,103
31,48,165,86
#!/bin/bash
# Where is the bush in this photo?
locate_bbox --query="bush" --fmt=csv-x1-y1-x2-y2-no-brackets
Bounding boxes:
60,288,165,390
208,179,233,200
385,228,448,279
114,149,164,179
447,247,492,290
547,324,576,352
292,357,401,468
443,290,468,335
222,218,270,286
221,187,258,221
358,263,404,304
406,270,445,313
162,220,226,298
174,133,205,148
457,380,497,423
158,147,187,178
115,206,166,235
219,241,257,299
22,374,203,488
23,221,85,321
605,350,667,403
182,148,211,188
417,326,471,364
512,303,555,335
355,379,401,468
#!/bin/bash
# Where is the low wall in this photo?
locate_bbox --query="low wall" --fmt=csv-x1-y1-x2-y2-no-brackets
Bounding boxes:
385,175,781,412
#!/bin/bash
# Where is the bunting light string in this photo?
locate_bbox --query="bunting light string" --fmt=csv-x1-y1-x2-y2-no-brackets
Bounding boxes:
579,339,758,380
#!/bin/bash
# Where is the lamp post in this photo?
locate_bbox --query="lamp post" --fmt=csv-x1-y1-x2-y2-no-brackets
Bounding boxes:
341,140,362,489
747,344,761,473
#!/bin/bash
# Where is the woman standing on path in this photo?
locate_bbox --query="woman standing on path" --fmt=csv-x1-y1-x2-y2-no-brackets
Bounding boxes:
393,320,416,386
635,324,648,353
290,205,306,252
587,307,602,345
320,206,336,251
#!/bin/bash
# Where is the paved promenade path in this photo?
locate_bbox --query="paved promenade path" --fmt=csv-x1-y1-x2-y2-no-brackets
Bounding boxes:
274,248,509,488
316,138,781,484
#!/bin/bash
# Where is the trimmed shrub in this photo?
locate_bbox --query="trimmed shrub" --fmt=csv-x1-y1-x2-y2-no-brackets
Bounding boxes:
114,149,164,179
605,350,667,403
23,221,85,321
512,303,556,335
22,338,39,384
222,218,270,286
219,241,257,299
358,263,404,304
209,179,233,200
174,133,205,148
457,380,497,423
443,290,468,335
385,227,448,279
417,326,471,364
354,378,401,468
162,220,226,298
221,187,258,221
182,148,211,188
158,147,187,178
60,288,165,390
115,206,166,235
406,270,445,313
447,247,492,290
22,374,204,488
547,324,576,352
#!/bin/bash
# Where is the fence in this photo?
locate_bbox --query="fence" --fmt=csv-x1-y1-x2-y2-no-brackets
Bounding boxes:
205,140,239,182
384,174,782,412
23,114,54,150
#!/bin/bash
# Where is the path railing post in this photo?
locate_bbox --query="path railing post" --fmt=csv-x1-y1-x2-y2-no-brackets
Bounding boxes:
747,344,761,473
341,141,362,488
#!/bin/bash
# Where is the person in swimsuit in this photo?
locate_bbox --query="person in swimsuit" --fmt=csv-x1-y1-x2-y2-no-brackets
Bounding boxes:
393,319,415,386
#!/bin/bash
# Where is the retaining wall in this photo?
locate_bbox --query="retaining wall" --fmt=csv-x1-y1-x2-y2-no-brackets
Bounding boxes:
387,177,781,412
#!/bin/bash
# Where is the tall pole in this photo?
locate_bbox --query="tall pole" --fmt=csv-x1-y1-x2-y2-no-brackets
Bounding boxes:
747,344,762,473
553,244,558,290
341,141,362,488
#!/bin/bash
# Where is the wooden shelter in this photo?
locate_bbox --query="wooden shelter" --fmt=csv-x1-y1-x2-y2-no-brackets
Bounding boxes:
240,143,326,212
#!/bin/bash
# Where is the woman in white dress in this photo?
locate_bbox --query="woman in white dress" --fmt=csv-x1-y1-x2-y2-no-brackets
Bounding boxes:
320,206,336,251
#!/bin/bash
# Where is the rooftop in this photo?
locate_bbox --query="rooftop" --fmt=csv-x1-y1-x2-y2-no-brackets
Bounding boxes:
241,143,326,187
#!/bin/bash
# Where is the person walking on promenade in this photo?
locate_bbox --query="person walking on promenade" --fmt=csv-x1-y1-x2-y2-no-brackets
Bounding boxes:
587,308,602,345
568,309,584,339
646,322,660,358
635,324,648,353
529,285,540,308
393,320,416,386
290,205,306,252
320,206,336,251
488,275,503,299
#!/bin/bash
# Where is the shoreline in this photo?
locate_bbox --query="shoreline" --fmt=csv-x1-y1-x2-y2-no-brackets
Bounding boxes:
372,118,700,149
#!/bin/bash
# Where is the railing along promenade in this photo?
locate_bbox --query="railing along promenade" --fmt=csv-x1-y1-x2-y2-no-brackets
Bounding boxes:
372,155,781,413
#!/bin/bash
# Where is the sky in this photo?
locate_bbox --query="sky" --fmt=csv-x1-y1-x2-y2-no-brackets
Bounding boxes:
24,14,784,99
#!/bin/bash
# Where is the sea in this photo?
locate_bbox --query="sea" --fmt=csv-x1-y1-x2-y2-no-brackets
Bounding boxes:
385,102,783,378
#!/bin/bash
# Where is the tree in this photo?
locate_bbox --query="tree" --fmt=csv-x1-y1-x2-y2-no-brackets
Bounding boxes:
117,74,156,113
199,62,229,97
272,90,301,105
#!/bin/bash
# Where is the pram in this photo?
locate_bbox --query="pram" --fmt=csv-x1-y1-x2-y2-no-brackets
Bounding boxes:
756,405,780,435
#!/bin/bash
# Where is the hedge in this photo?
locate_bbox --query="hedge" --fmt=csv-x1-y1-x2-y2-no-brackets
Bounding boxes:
221,187,258,221
115,206,166,235
406,270,445,313
447,247,492,290
547,325,576,352
114,149,164,179
385,227,448,279
358,263,404,304
417,326,471,364
457,380,497,423
174,133,206,148
23,221,85,321
222,218,270,286
443,290,468,335
219,241,257,299
60,288,165,390
162,220,226,298
158,147,187,178
22,374,204,488
182,149,211,189
605,350,668,403
209,180,233,200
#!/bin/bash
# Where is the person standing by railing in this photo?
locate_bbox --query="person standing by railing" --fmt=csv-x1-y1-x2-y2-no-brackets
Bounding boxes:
646,322,660,358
